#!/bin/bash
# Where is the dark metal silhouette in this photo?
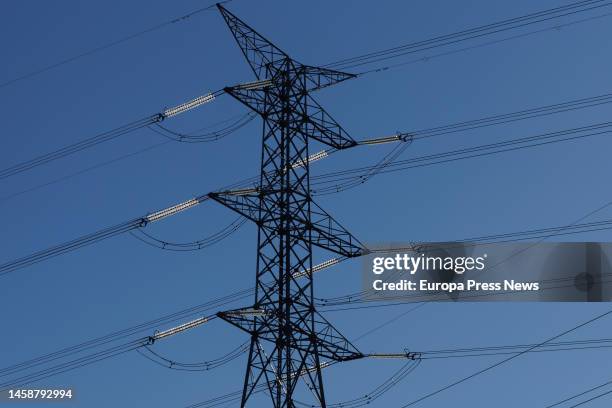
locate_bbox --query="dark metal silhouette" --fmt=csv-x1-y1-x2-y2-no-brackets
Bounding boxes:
209,4,365,407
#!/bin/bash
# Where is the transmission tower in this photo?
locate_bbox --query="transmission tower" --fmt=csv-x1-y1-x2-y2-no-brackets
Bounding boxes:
209,4,367,407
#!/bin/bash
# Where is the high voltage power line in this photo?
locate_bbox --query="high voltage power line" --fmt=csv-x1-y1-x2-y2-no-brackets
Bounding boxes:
4,88,612,275
0,90,222,180
544,378,612,407
3,1,612,407
149,112,256,143
353,10,612,76
0,1,231,89
2,0,607,90
129,216,247,251
4,291,611,401
310,120,612,195
4,211,612,390
3,88,611,205
136,341,250,372
0,112,256,204
197,90,612,194
2,0,609,183
325,0,612,71
4,182,612,279
183,328,612,408
417,338,612,360
2,114,612,396
0,292,252,384
397,309,612,407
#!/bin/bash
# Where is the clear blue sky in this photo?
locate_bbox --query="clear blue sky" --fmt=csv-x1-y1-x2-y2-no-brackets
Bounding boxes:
1,0,612,407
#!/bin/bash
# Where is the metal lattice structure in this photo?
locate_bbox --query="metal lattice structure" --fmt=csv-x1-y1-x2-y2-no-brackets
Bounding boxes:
209,4,366,407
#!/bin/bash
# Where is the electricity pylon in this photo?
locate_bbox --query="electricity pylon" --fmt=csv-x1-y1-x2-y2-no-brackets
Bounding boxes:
209,4,366,407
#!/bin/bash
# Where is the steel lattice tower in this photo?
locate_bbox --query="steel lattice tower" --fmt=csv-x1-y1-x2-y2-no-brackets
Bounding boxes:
210,5,366,407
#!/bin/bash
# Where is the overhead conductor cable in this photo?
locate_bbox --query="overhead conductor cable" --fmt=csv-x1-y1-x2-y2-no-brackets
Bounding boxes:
0,90,223,180
0,195,211,276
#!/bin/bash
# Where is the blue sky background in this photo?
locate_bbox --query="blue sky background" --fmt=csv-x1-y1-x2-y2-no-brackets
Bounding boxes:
1,0,612,406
